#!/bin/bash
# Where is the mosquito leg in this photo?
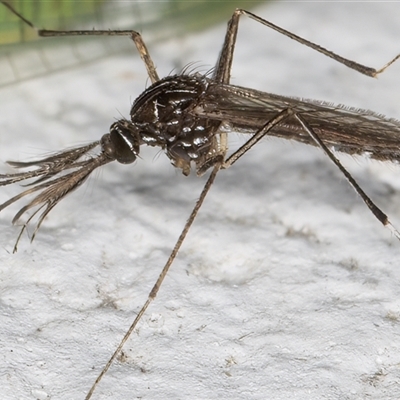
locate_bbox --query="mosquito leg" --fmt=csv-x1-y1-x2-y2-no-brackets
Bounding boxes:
39,30,159,83
222,108,294,169
221,104,400,238
215,8,400,83
294,113,400,240
213,8,240,84
0,1,159,83
85,161,222,399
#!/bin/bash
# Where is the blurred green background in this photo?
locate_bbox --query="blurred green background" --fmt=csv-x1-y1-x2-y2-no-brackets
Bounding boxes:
0,1,268,44
0,0,269,86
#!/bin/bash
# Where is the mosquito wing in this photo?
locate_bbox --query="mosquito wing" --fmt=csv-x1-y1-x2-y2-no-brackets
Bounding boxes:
194,81,400,162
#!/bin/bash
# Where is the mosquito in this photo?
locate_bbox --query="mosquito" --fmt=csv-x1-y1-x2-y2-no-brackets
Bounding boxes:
1,1,400,398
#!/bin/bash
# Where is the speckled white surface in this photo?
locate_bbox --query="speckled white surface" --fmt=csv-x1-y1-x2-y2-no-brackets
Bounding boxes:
1,2,400,400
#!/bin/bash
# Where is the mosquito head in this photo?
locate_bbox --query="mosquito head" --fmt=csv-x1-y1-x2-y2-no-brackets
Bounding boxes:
101,120,140,164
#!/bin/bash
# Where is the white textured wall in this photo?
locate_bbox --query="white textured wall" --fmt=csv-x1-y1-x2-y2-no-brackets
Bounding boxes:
1,2,400,399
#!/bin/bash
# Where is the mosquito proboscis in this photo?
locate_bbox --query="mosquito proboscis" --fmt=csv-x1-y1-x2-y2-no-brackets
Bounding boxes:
1,1,400,398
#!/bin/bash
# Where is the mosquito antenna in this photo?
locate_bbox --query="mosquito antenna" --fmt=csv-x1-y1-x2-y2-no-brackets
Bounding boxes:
0,141,114,251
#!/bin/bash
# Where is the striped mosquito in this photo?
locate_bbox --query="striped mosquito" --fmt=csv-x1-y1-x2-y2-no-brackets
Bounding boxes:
1,1,400,399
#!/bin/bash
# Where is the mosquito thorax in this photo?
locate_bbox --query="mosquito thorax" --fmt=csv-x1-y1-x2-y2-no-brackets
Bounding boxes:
101,121,140,164
130,74,221,176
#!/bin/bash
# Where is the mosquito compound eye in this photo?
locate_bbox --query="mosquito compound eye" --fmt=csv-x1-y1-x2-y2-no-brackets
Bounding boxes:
107,122,140,164
100,133,115,158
